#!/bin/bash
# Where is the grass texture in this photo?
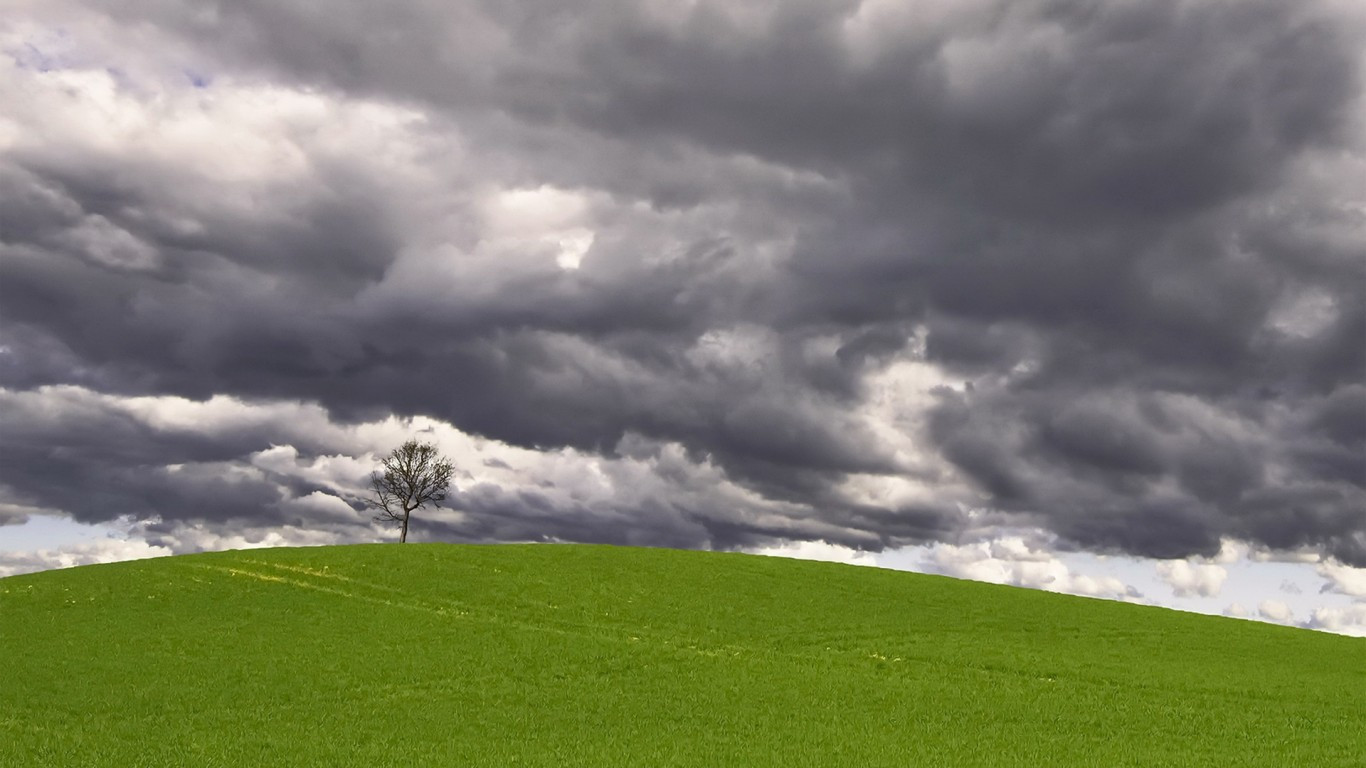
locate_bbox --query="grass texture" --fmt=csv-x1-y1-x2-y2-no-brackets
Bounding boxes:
1,543,1362,766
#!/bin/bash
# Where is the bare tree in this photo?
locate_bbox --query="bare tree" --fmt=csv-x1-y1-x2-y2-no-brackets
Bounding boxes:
368,439,454,544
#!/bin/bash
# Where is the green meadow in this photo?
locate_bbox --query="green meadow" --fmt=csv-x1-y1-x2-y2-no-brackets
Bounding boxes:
1,543,1362,766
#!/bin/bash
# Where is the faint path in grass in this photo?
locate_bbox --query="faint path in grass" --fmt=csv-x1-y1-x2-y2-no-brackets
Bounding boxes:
187,557,1241,699
187,560,900,672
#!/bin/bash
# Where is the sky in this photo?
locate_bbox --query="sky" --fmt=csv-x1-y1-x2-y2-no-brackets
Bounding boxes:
0,0,1363,636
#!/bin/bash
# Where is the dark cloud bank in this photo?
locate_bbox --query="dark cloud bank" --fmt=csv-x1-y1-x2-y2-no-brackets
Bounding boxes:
2,0,1363,563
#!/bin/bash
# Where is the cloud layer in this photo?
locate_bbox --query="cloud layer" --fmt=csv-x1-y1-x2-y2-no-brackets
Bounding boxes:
2,1,1364,566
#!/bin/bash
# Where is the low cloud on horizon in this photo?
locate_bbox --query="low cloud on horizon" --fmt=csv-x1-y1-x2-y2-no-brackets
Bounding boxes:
1,0,1363,633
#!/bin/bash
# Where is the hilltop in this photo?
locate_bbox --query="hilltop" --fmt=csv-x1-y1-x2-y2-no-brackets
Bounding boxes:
1,543,1361,766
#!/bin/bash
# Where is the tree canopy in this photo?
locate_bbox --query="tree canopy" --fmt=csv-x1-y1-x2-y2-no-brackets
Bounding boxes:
368,439,454,543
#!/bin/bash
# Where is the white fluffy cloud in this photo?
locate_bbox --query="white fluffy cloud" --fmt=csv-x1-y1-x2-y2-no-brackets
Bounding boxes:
1316,560,1366,598
751,540,878,567
923,536,1137,601
1307,603,1366,637
142,522,355,555
1257,599,1295,623
1156,560,1228,598
0,536,170,578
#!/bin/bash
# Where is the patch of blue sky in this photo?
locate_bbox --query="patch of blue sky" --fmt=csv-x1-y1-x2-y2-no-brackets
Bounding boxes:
1056,550,1341,620
0,514,123,554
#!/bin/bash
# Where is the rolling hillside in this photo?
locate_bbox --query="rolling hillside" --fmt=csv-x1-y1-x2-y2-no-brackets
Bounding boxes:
1,543,1362,766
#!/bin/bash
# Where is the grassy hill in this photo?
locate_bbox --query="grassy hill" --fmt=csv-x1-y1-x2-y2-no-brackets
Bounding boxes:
1,543,1362,766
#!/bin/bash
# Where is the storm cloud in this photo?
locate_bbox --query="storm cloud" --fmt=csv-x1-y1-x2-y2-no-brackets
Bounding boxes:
2,0,1363,563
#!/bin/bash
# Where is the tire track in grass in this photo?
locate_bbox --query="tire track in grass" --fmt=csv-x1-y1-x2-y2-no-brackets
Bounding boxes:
187,561,703,653
187,563,470,619
218,555,1311,707
183,562,840,670
181,561,1094,687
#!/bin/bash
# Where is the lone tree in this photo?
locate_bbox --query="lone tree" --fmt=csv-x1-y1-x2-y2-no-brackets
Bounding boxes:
368,439,454,544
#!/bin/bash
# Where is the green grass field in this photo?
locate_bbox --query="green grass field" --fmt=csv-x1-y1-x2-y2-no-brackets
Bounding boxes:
1,543,1362,766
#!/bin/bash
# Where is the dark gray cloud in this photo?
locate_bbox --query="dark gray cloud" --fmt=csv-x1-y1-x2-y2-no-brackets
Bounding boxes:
2,0,1363,563
928,384,1365,563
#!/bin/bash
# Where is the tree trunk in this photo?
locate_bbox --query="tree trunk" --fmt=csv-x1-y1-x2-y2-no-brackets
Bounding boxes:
400,510,410,544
